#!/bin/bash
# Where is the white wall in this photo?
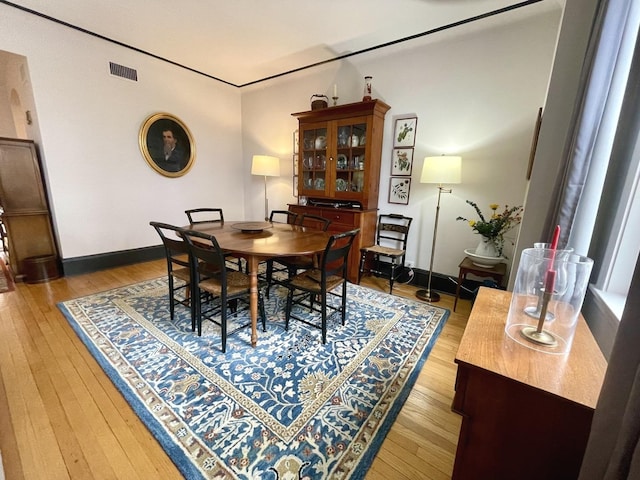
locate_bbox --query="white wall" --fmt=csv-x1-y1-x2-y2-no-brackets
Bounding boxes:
241,8,561,278
0,5,244,259
0,3,561,279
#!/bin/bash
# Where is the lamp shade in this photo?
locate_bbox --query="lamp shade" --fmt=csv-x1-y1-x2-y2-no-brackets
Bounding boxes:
420,156,462,184
251,155,280,177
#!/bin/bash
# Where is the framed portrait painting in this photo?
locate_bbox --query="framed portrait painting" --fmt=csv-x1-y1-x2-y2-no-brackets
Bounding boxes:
393,116,418,148
388,177,411,205
391,148,414,176
139,113,195,177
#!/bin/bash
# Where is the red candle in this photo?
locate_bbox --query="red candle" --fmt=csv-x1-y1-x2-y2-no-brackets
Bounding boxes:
550,225,560,251
544,269,556,292
545,225,561,292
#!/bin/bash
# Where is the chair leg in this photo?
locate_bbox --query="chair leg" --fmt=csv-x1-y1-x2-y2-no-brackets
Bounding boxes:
358,251,367,284
266,260,273,299
321,293,327,344
190,286,196,332
221,297,227,353
168,276,175,320
195,287,203,336
285,289,293,331
228,298,238,313
259,292,267,332
389,264,396,294
341,281,347,324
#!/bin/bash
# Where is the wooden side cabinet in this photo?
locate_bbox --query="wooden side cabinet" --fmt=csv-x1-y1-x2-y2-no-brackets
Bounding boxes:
0,137,59,280
292,99,390,209
452,288,607,480
290,100,390,283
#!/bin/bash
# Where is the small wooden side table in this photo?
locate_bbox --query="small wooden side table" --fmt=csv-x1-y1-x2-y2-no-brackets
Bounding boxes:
453,257,506,311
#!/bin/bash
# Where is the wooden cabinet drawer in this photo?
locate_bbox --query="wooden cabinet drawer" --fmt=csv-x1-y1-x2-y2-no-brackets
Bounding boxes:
321,210,355,227
289,205,356,228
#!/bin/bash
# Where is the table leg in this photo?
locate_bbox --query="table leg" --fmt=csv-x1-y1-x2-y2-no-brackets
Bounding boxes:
248,256,259,347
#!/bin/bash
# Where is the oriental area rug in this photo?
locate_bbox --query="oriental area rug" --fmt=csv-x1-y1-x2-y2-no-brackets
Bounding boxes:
58,277,448,480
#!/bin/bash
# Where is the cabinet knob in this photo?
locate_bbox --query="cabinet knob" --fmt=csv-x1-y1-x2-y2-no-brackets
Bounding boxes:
329,157,334,161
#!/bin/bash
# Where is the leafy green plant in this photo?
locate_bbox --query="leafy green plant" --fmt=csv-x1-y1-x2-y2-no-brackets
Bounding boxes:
456,200,523,256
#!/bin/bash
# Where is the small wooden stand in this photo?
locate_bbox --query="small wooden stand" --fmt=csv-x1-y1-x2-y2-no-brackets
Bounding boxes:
453,257,506,311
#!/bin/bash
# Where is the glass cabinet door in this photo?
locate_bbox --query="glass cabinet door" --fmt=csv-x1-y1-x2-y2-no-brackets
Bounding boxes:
301,126,328,194
334,120,366,195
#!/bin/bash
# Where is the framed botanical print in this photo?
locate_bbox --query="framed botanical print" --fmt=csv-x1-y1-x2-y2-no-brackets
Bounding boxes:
393,116,418,148
391,148,414,176
139,113,195,177
388,177,411,205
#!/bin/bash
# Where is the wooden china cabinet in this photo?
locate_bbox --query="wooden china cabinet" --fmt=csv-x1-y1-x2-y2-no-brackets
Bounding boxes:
289,100,390,282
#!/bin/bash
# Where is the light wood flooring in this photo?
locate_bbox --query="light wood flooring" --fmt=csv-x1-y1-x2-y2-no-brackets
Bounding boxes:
0,260,471,479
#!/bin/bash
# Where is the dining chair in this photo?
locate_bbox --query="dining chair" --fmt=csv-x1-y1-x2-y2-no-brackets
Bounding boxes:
182,228,266,352
185,207,224,224
260,210,298,284
357,214,413,294
150,221,194,321
185,208,244,271
269,209,298,224
266,213,331,296
298,213,331,231
284,229,359,344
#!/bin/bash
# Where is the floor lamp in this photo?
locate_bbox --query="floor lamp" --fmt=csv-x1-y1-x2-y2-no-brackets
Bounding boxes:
416,155,462,303
251,155,280,221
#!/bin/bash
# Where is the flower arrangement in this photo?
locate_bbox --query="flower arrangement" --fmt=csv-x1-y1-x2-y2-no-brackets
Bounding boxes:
456,200,523,256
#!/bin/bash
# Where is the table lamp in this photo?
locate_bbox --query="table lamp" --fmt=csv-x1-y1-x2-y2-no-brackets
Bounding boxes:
416,155,462,303
251,155,280,221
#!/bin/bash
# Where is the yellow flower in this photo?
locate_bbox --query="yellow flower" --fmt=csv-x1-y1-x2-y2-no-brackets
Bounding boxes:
456,200,524,257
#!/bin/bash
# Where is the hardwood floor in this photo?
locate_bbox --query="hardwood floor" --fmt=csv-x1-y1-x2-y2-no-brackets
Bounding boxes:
0,261,470,479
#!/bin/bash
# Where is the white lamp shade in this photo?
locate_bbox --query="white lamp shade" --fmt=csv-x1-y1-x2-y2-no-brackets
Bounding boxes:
251,155,280,177
420,155,462,184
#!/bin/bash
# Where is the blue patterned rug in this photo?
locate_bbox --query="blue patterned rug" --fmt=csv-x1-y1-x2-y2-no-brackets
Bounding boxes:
58,278,448,479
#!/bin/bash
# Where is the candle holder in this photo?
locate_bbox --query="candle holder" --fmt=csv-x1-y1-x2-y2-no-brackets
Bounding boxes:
523,243,574,322
332,96,338,106
505,247,593,354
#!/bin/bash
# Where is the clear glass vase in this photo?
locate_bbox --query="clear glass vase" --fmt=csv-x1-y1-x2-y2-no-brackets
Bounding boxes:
505,247,593,354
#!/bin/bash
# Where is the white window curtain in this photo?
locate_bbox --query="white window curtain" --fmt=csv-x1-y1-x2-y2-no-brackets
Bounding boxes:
544,0,636,250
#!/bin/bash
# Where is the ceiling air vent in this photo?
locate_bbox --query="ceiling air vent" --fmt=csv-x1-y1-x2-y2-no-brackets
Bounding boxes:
109,62,138,81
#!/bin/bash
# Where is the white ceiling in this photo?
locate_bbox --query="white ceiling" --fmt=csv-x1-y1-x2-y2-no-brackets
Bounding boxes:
5,0,563,86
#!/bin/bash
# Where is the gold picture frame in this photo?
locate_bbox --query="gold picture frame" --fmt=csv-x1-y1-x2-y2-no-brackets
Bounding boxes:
139,113,195,177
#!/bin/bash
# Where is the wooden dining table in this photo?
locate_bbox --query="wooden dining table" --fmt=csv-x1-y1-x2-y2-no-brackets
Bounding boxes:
184,220,331,347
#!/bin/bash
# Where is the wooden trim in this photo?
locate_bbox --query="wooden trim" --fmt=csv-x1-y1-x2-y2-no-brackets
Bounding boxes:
61,245,164,276
292,99,390,122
